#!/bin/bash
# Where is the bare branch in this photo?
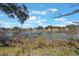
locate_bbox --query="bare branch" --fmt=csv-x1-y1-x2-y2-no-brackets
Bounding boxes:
54,9,79,18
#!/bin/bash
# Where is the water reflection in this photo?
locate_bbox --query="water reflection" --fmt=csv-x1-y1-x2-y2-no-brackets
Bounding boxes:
1,31,79,40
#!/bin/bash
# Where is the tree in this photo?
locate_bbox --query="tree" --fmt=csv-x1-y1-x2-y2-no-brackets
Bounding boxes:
66,24,78,39
12,27,21,30
36,26,43,30
54,4,79,18
54,9,79,18
66,24,79,54
0,3,29,24
53,4,79,39
12,27,22,34
45,25,53,30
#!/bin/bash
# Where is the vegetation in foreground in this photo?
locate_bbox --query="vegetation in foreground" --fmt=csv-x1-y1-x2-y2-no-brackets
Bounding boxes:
0,24,79,56
0,35,79,56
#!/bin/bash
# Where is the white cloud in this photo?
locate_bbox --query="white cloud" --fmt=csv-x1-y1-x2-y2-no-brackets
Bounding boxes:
54,17,73,25
54,24,65,27
54,21,73,27
54,18,67,22
29,16,40,21
25,16,40,23
26,16,46,22
22,23,32,28
48,8,58,12
35,19,46,22
0,20,22,28
31,8,58,15
35,21,46,26
0,15,47,28
63,21,73,25
23,16,47,27
0,20,13,28
0,14,5,17
31,10,47,15
0,20,5,23
34,19,47,26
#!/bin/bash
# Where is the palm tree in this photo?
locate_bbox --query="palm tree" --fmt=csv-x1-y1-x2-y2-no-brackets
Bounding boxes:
0,3,29,24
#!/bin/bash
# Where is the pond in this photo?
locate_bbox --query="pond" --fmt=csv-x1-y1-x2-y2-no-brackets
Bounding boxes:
1,31,79,40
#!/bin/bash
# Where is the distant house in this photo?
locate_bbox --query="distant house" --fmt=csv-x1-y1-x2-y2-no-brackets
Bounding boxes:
45,26,53,31
47,28,53,31
65,28,69,31
45,26,60,31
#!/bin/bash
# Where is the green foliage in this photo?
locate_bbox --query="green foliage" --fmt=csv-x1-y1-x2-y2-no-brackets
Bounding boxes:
35,26,44,30
0,3,29,24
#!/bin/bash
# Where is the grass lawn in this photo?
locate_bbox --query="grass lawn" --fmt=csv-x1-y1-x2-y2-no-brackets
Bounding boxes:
0,45,79,56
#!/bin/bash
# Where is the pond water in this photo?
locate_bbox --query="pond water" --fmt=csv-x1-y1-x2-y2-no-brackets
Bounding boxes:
1,31,79,40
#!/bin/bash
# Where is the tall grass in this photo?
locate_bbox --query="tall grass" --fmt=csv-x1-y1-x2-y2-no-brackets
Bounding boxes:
0,35,79,56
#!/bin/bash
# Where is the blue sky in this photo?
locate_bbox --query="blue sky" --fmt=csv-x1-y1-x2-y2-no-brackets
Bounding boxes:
0,3,79,28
